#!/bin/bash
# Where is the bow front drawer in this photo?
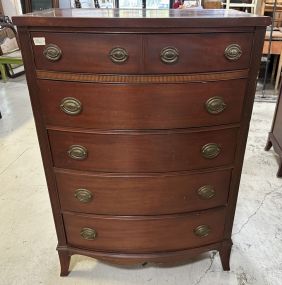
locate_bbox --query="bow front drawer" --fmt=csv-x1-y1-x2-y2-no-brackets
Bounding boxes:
31,32,142,73
48,128,238,173
144,33,252,73
63,207,226,253
56,169,231,215
31,32,252,74
38,79,247,129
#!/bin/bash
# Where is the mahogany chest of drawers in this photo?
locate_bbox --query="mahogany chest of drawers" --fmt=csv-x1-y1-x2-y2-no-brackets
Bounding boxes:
14,9,269,276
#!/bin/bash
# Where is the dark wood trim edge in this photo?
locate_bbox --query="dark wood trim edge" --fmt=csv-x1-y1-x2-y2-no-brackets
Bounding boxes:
56,239,229,265
223,27,267,239
17,27,67,245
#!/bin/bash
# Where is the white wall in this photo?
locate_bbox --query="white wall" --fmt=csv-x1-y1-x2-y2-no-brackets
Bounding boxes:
2,0,22,18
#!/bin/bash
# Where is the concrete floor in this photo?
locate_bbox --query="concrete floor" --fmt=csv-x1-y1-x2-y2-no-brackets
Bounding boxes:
1,76,282,285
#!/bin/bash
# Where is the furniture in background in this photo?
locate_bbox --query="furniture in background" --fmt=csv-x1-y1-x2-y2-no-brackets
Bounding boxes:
14,9,269,276
265,81,282,177
222,0,258,13
263,32,282,89
260,0,282,16
260,0,282,91
203,0,221,8
20,0,59,13
0,19,24,82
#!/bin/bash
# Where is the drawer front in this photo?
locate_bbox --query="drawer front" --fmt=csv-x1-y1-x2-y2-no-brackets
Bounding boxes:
63,207,226,253
31,32,142,73
38,79,246,129
56,169,231,215
48,128,238,173
144,33,252,73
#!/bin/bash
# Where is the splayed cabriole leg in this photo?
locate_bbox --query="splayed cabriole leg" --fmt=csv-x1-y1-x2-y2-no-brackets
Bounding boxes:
219,239,232,271
265,135,273,151
58,250,71,277
277,161,282,177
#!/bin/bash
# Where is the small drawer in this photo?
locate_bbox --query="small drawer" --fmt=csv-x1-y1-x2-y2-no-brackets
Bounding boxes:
31,32,142,73
48,128,238,173
56,169,231,215
63,207,226,253
144,33,252,73
38,79,247,129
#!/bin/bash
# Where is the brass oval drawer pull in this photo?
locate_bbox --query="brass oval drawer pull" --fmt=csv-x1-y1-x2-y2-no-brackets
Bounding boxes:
201,143,221,159
74,189,93,203
60,97,82,115
194,225,211,237
109,47,128,63
80,228,97,240
224,44,242,61
197,185,216,200
205,97,226,114
43,44,62,61
160,47,179,64
68,145,88,160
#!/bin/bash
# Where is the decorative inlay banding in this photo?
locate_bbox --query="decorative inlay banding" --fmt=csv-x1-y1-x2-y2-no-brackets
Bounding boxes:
36,69,249,84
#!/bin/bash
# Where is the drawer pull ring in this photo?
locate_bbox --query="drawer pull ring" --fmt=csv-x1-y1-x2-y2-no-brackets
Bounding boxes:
109,47,128,63
60,97,82,115
160,47,179,64
205,97,226,114
43,44,62,61
201,143,221,159
194,225,211,237
224,44,242,61
68,145,88,160
197,185,216,200
75,189,93,203
80,228,97,240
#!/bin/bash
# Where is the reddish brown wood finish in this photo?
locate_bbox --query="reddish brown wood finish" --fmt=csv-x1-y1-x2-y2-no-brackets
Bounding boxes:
265,84,282,177
63,207,226,253
16,27,68,247
48,127,238,173
55,168,231,215
58,251,70,276
222,27,267,242
13,9,270,276
31,32,142,74
36,69,249,83
38,79,247,130
144,33,253,74
31,32,252,74
57,239,230,266
13,9,270,28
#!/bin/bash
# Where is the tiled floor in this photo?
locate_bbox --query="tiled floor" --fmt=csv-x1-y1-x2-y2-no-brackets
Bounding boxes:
1,76,282,285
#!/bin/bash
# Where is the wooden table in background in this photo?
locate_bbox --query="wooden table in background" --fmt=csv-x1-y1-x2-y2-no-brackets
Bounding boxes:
263,40,282,89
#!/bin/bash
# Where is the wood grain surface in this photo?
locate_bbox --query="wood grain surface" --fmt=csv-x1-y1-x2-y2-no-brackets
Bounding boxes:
38,79,247,130
55,168,231,215
48,127,238,173
63,207,226,253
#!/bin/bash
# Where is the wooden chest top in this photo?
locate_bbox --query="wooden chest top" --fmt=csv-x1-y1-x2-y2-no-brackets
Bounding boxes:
13,8,269,28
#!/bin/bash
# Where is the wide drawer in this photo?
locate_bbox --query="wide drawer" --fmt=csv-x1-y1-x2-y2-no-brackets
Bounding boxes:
31,32,142,74
48,128,238,173
38,79,246,129
144,33,252,73
56,169,231,215
31,32,252,74
63,207,226,253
